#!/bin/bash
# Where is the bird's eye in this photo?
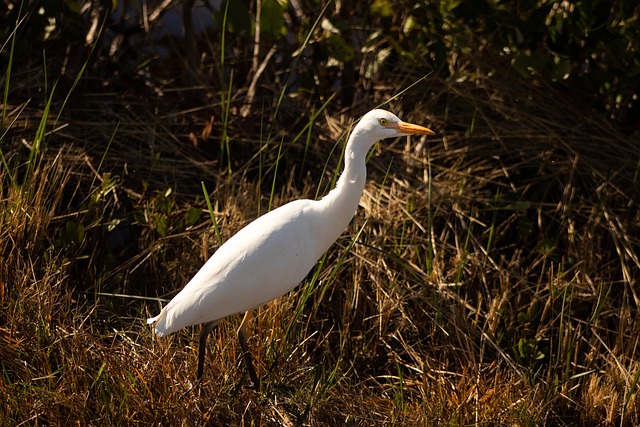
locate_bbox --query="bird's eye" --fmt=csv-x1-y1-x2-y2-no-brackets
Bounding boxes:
379,118,388,126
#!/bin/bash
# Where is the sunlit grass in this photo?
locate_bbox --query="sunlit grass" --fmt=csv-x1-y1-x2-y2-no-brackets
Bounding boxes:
2,4,640,427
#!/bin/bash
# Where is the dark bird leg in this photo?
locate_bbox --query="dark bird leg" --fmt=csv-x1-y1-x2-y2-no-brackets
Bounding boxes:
237,310,261,391
197,321,218,384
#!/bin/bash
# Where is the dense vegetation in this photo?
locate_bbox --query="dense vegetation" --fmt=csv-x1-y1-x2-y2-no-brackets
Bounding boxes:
2,0,639,425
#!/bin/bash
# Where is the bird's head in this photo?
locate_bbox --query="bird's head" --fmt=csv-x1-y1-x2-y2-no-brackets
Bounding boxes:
355,109,435,141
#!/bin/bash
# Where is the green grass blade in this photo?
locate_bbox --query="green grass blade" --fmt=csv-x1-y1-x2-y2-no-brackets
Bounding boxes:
53,14,106,128
202,181,223,246
89,122,119,191
268,135,285,212
1,0,25,132
266,0,333,142
24,79,57,185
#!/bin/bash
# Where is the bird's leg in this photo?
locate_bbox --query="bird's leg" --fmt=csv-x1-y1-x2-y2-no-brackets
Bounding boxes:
237,310,261,391
197,320,218,384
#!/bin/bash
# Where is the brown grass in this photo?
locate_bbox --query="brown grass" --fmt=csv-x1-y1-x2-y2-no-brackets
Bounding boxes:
2,7,640,427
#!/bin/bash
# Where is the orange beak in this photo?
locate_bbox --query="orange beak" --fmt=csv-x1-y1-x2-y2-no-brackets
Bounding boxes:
395,121,436,136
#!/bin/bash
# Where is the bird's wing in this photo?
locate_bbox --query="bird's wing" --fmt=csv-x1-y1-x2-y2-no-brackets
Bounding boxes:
149,199,322,335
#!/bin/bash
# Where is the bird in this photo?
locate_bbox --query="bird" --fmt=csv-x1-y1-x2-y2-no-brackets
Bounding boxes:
147,109,435,390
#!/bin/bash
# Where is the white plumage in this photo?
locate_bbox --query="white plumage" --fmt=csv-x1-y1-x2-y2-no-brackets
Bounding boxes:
148,198,334,336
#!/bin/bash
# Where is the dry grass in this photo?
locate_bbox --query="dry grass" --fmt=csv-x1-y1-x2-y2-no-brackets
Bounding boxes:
2,11,640,427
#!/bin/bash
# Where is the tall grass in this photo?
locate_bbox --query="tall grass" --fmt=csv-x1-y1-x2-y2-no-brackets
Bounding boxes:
2,3,639,427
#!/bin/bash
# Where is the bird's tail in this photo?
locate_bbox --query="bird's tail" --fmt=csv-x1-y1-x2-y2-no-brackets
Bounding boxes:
146,291,211,337
146,312,168,337
146,314,160,325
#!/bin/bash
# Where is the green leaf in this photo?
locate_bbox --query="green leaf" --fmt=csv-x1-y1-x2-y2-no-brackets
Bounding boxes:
63,220,85,245
216,0,253,35
326,33,355,63
184,206,202,227
372,0,392,17
260,0,285,40
154,214,168,237
517,311,529,324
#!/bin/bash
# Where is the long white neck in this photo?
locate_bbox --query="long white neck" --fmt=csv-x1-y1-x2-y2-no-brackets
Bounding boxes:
313,127,377,251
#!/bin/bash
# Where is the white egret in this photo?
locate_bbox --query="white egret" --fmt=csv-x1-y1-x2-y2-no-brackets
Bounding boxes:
147,109,435,390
